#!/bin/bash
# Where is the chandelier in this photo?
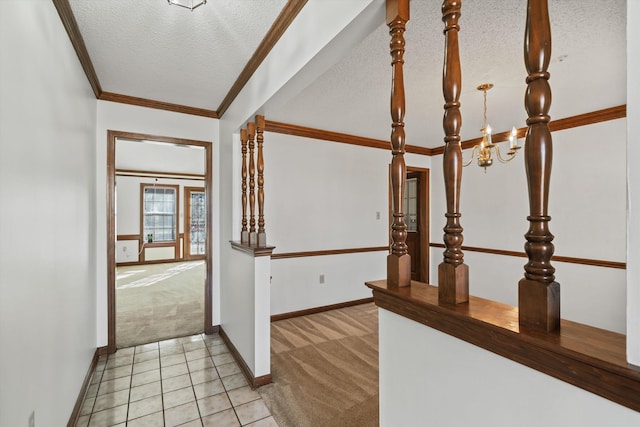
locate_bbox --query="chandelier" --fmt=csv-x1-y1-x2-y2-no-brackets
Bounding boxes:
463,83,521,171
167,0,206,11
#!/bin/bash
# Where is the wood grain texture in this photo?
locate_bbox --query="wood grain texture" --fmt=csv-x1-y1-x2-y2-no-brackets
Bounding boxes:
265,120,433,155
271,298,374,322
256,115,267,246
366,279,640,413
520,0,559,331
100,92,217,118
230,241,276,257
429,243,626,269
439,0,468,304
271,246,388,260
219,326,272,389
241,128,249,243
386,0,411,288
53,0,101,98
216,0,308,118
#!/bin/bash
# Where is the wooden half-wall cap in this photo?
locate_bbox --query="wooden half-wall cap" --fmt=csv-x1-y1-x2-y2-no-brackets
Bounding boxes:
366,279,640,413
230,241,275,257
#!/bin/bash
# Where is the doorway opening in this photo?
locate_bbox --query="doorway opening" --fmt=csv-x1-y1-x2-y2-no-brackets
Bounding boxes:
107,130,214,352
400,167,430,282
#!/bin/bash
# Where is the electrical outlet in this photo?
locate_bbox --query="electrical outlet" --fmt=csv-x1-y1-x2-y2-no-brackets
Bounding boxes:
319,274,325,284
28,411,35,427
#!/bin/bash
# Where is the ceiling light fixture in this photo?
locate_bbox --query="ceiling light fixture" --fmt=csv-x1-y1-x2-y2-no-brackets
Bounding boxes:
464,83,522,172
167,0,206,11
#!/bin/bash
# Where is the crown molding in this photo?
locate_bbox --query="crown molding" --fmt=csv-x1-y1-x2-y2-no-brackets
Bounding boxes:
431,105,627,156
52,0,102,98
216,0,308,118
265,120,434,155
99,92,218,118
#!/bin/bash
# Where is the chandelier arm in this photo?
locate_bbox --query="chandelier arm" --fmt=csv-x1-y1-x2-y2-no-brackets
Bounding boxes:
494,143,517,163
462,145,479,167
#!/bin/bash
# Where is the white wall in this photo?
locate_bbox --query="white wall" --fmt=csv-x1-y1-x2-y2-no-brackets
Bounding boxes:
96,101,218,345
430,119,627,333
0,2,97,425
265,132,429,314
218,0,385,375
626,0,640,365
379,309,640,427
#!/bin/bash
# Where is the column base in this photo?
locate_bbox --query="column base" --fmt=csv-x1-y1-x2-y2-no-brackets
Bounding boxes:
258,232,267,247
387,254,411,288
249,232,258,246
241,231,249,245
438,262,469,304
518,279,560,332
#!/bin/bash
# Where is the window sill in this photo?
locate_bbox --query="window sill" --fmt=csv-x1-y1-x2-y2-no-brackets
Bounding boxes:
365,279,640,412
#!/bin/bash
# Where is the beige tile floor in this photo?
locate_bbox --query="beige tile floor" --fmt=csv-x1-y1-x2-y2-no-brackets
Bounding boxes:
77,333,278,427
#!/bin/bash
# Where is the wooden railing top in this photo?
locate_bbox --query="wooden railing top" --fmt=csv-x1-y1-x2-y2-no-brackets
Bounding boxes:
366,279,640,412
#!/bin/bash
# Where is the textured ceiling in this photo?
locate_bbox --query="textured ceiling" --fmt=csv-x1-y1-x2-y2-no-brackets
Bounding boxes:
265,0,626,148
69,0,287,111
69,0,626,148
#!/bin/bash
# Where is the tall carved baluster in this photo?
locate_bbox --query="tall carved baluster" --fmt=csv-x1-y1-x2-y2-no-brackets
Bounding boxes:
247,122,257,246
240,128,249,244
519,0,560,332
438,0,468,304
386,0,411,288
256,115,267,247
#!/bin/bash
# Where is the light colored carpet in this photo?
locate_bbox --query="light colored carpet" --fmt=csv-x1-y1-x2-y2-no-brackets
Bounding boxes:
259,303,379,427
116,260,205,348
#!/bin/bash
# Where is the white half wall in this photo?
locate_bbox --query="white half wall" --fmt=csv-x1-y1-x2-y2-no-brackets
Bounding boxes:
221,248,271,378
379,308,640,427
430,119,627,333
96,101,219,345
0,2,97,425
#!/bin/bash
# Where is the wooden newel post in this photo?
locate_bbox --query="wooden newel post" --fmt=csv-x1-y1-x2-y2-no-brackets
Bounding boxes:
247,122,257,246
241,128,249,244
255,115,267,247
438,0,468,304
519,0,560,332
386,0,411,288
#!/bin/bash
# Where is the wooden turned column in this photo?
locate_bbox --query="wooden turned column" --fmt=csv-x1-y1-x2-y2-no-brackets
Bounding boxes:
247,122,257,246
255,115,267,247
240,128,249,244
386,0,411,288
438,0,468,304
519,0,560,332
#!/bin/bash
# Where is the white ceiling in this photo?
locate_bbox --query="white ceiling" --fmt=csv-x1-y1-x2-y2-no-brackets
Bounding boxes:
69,0,626,148
70,0,287,111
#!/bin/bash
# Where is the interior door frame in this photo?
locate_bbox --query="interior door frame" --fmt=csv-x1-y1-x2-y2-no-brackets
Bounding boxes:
388,165,430,283
107,130,214,353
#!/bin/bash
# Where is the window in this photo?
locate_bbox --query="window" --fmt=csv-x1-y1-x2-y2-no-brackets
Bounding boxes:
404,177,418,232
141,184,178,242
